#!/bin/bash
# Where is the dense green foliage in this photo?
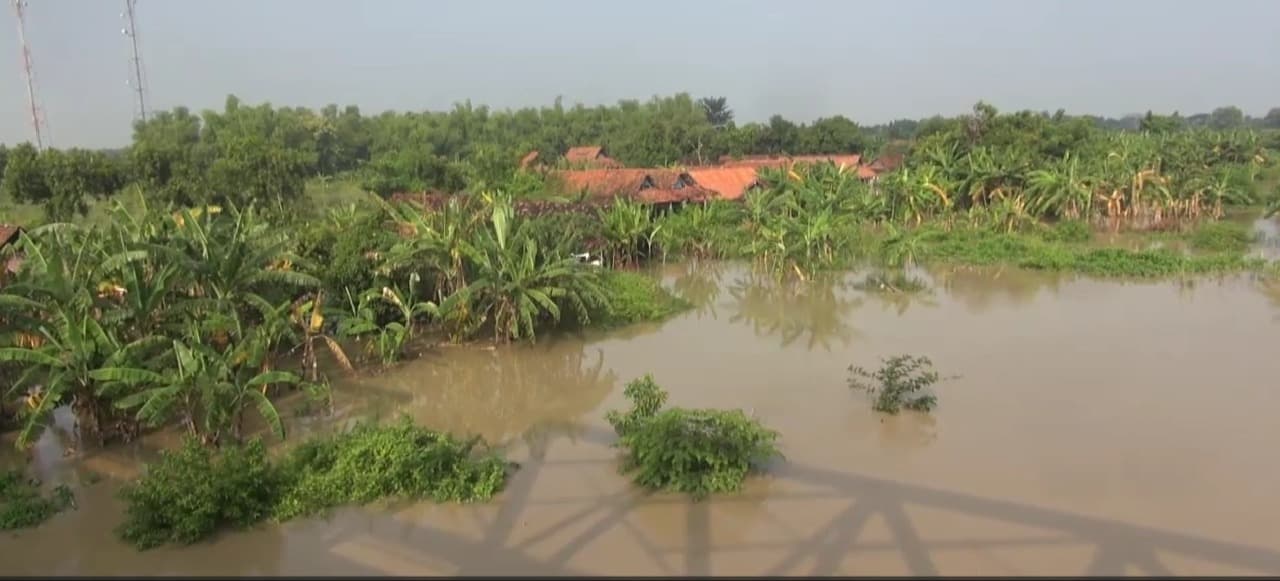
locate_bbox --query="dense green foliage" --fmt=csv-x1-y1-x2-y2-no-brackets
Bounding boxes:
0,143,127,221
605,375,781,500
848,355,947,414
0,202,323,448
117,419,509,550
2,95,1277,224
1188,221,1256,253
117,438,281,549
272,418,508,520
0,470,74,530
917,227,1263,277
588,270,690,329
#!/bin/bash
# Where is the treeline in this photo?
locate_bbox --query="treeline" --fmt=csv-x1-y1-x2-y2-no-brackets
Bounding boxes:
1,94,1278,221
875,105,1280,140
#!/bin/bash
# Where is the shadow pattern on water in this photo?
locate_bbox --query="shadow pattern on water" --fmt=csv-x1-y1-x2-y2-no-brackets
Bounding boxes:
283,424,1280,577
7,260,1280,575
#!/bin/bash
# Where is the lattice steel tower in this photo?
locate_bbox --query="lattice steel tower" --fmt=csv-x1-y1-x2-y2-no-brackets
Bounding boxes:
11,0,47,148
122,0,148,122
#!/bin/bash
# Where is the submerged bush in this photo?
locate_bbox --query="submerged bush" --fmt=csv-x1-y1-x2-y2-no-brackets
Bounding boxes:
588,270,691,329
1188,221,1254,254
920,227,1263,277
116,419,510,549
1040,220,1093,244
273,418,508,520
848,354,949,414
117,439,281,549
605,375,780,500
1020,247,1258,277
851,270,929,294
0,470,74,530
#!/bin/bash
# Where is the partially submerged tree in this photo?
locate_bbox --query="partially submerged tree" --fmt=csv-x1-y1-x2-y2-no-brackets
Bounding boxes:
605,374,780,499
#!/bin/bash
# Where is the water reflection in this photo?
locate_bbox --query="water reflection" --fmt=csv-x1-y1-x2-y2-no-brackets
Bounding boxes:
724,271,863,352
929,265,1068,314
1258,275,1280,322
667,260,726,319
851,269,942,317
1252,217,1280,262
9,261,1280,576
342,343,618,444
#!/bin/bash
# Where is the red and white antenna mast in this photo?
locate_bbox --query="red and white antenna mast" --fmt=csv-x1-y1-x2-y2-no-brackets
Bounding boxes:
11,0,47,149
121,0,148,122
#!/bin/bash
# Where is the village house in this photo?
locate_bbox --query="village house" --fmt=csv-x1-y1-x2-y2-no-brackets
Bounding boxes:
717,153,862,170
563,146,622,169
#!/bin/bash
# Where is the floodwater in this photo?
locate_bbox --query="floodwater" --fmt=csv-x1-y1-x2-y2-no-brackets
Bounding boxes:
5,260,1280,576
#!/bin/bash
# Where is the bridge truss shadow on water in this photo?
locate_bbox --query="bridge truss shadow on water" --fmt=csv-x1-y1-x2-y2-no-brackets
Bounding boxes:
302,424,1280,577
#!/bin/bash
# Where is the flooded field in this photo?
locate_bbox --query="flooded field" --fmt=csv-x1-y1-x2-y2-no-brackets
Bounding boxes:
5,260,1280,576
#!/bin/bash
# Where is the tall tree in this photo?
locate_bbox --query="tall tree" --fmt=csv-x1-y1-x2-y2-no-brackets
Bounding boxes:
1209,106,1245,130
698,97,734,129
0,145,125,221
1139,111,1184,134
800,116,868,153
758,115,800,154
1261,107,1280,129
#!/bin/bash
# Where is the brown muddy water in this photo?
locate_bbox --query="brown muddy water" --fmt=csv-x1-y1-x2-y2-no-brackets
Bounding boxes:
5,261,1280,576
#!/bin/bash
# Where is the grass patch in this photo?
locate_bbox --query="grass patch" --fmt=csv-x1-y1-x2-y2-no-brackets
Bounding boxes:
272,419,508,521
1038,220,1094,244
303,175,374,214
605,375,780,500
919,227,1263,277
0,470,74,530
117,418,510,550
589,270,691,329
1187,221,1255,254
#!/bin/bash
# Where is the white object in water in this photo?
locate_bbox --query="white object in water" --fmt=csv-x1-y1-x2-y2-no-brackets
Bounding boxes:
574,252,603,267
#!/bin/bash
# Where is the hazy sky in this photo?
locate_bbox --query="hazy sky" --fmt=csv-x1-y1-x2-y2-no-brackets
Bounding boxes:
2,0,1277,148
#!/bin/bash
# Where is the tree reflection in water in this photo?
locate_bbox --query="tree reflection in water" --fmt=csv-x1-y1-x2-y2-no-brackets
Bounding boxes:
929,265,1068,314
726,271,863,352
668,260,725,320
1258,274,1280,322
852,268,942,317
341,344,618,444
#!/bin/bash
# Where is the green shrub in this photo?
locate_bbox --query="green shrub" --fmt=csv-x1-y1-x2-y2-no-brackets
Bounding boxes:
525,211,604,257
919,226,1263,277
0,470,74,530
273,418,509,520
1040,220,1093,244
848,354,948,414
588,270,691,329
117,439,282,550
1019,247,1257,277
117,419,511,549
294,208,392,297
1188,221,1254,254
605,375,780,500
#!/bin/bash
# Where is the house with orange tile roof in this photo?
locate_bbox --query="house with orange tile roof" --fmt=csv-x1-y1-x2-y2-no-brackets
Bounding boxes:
563,145,622,169
683,167,764,201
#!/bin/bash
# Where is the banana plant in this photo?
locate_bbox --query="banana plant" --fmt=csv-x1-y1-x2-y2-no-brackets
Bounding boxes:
442,199,607,343
91,322,308,446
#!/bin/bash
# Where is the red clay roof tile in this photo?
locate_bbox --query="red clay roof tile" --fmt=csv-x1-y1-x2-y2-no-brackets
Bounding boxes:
564,146,605,163
684,167,763,201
